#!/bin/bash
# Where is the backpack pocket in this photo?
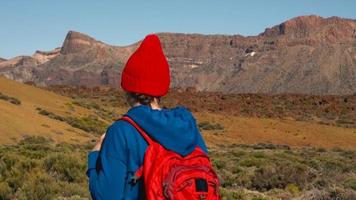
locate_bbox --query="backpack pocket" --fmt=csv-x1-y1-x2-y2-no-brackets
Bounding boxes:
163,165,220,200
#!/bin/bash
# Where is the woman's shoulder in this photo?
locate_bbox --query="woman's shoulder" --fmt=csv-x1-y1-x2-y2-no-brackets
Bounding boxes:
107,119,137,134
106,117,151,140
163,105,193,115
104,119,138,142
169,106,196,119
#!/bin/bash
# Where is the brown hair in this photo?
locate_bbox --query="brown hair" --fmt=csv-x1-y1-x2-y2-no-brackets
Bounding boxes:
126,92,161,106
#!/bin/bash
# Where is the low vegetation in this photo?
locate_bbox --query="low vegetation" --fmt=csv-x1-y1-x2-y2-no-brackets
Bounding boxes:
37,107,107,135
198,121,224,131
47,86,356,129
0,136,91,200
72,100,121,122
0,92,21,105
214,143,356,199
0,137,354,200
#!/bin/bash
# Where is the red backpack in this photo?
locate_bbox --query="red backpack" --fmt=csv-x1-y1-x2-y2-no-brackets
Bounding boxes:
121,116,221,200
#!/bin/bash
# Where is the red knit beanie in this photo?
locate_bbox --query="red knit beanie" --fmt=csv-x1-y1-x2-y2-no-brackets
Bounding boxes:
121,34,170,97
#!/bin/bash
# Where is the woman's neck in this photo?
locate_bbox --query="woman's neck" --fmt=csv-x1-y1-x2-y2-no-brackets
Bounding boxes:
150,103,161,110
133,101,161,110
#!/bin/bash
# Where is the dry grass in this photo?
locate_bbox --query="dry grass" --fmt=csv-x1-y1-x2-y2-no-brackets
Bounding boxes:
0,76,96,145
196,112,356,150
45,84,356,150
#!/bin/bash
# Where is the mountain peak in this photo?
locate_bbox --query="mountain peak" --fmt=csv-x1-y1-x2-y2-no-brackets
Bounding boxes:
60,31,105,55
261,15,323,37
0,57,6,62
261,15,355,39
32,48,61,64
1,16,355,95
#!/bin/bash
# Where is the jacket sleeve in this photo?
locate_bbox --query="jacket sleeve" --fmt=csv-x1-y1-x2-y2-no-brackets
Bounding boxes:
196,130,208,154
87,124,128,200
188,109,208,154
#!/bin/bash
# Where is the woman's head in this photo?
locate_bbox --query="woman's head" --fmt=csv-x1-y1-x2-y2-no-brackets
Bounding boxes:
121,34,170,100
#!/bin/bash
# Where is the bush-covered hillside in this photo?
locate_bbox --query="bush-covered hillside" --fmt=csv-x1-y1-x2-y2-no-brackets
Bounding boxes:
212,144,356,199
0,137,355,200
0,136,91,200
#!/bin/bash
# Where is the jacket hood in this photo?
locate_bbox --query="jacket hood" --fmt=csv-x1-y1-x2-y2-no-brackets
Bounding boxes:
125,105,201,156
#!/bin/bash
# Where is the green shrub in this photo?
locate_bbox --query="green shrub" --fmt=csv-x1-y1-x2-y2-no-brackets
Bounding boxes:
67,116,107,135
252,152,267,159
0,181,11,199
219,187,245,200
37,108,107,135
285,183,300,194
232,191,245,200
336,115,354,125
198,121,224,130
250,162,310,191
0,92,21,105
72,101,100,110
239,158,263,168
15,172,59,200
344,179,356,191
213,159,226,169
252,196,268,200
56,182,88,198
0,136,89,199
314,178,328,188
44,154,86,182
232,166,243,174
37,108,66,121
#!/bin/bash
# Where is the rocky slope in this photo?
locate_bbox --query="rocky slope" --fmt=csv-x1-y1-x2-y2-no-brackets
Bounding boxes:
32,48,61,64
1,15,356,95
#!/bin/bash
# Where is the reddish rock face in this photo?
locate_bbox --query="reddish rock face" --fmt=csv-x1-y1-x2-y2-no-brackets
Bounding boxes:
261,15,356,43
1,15,356,95
33,48,61,64
60,31,102,55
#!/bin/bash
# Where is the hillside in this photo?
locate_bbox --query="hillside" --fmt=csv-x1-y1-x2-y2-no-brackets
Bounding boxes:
0,77,355,199
1,73,355,148
3,74,354,149
0,76,101,144
48,85,356,150
1,15,355,95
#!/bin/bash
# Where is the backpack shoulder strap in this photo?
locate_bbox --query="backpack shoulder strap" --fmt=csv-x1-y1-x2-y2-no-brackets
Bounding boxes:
120,116,154,145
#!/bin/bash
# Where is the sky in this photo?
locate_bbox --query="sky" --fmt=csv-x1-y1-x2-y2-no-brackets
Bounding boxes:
1,0,356,59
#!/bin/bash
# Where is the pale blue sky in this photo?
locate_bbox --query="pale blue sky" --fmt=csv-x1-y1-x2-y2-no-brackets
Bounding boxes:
1,0,355,59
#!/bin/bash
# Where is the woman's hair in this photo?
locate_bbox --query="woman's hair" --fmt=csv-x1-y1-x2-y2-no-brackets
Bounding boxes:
126,92,161,106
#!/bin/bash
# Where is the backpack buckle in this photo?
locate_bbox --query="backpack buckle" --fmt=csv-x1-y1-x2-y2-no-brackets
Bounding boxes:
131,175,140,184
131,166,143,184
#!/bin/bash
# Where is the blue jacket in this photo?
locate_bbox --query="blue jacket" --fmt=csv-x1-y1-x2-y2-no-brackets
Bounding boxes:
87,105,208,199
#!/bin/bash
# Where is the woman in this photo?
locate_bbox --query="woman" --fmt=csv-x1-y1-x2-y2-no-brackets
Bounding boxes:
86,34,208,199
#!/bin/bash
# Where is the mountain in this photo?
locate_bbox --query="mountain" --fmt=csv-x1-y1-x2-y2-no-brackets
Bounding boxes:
1,15,356,95
0,57,6,62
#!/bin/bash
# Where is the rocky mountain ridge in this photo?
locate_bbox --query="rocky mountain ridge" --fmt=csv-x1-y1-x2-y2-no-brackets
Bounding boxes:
1,15,356,95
